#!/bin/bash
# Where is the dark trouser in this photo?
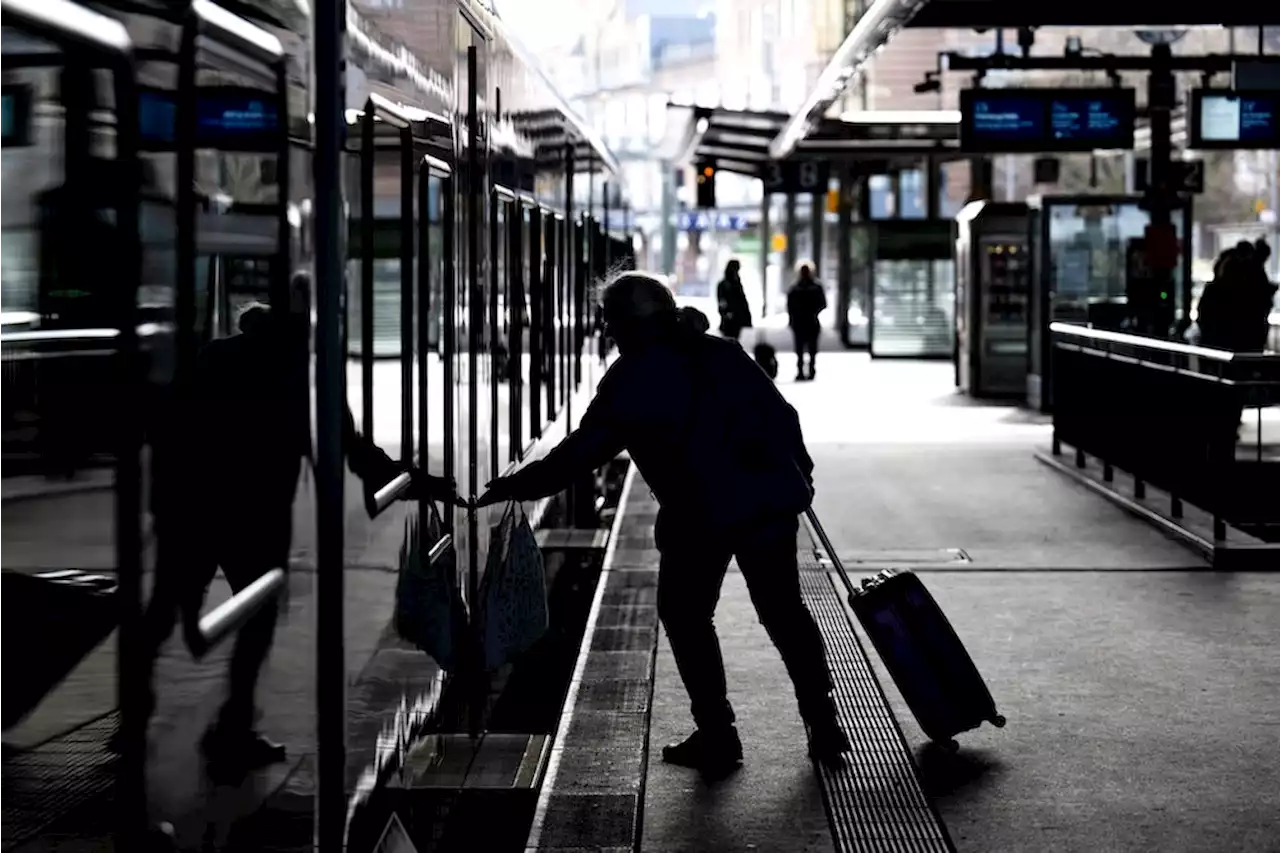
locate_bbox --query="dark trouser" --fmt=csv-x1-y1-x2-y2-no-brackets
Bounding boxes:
792,328,819,376
140,509,285,737
656,516,834,733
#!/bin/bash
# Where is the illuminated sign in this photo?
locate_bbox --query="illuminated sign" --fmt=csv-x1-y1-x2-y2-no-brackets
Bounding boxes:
960,88,1136,153
139,87,281,152
2,84,32,148
1190,89,1280,150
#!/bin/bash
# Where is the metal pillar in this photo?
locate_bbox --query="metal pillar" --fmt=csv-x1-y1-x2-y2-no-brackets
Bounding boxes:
313,0,347,849
811,191,825,276
760,191,771,314
836,166,853,346
784,193,797,274
1144,42,1178,335
968,156,993,202
660,159,676,275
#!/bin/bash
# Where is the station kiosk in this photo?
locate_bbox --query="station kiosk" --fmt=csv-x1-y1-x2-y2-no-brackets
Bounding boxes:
1025,194,1193,411
954,200,1031,398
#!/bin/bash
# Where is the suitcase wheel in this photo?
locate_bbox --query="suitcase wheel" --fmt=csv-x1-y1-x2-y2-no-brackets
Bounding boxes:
991,714,1007,728
934,738,959,753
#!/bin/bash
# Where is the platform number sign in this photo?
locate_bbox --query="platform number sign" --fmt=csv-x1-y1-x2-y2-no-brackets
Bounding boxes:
1135,158,1205,195
763,160,830,195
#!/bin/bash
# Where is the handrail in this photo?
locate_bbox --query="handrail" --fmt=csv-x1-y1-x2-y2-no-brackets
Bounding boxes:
1049,322,1236,362
191,568,287,657
372,471,413,516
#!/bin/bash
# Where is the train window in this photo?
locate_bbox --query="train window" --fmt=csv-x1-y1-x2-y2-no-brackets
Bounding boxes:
526,207,543,442
489,190,505,477
421,171,448,481
509,201,526,459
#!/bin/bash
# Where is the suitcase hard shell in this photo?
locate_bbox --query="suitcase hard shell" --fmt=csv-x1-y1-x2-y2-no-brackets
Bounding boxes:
805,508,1005,750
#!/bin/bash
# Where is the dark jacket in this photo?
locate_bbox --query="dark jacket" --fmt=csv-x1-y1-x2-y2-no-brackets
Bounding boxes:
787,279,827,333
503,326,815,540
717,276,752,335
1199,256,1278,352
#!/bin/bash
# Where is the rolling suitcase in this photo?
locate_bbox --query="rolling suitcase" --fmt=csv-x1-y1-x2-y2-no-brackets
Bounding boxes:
805,507,1005,750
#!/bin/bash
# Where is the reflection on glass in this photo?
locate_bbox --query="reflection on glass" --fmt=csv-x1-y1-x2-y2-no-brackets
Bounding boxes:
1046,202,1184,328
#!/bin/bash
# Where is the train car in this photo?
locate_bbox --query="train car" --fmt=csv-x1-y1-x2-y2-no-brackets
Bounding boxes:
1,0,635,848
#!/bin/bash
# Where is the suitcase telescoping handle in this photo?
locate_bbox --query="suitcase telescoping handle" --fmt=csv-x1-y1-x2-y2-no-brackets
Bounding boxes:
804,507,858,605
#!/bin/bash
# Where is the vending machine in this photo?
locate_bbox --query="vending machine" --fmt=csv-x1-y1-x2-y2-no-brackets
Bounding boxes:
955,201,1031,398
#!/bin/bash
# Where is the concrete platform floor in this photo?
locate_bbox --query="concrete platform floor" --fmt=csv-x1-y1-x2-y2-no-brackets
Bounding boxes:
641,354,1280,853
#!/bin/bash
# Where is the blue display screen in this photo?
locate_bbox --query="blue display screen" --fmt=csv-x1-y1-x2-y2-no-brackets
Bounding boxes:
2,85,32,147
1194,90,1280,148
140,88,280,151
961,89,1135,153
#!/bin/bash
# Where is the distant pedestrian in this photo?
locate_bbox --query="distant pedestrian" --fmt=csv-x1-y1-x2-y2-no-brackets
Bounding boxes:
717,259,752,344
786,262,826,381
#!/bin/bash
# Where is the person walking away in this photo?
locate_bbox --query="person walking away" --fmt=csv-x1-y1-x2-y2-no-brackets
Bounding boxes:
716,259,752,344
475,272,851,779
787,263,826,381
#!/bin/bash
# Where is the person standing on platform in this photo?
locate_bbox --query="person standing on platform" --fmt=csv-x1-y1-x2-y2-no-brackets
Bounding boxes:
716,259,752,344
474,272,851,780
786,262,826,381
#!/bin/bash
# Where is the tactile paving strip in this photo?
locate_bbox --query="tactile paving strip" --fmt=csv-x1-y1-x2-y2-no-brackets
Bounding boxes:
797,550,956,853
2,711,119,850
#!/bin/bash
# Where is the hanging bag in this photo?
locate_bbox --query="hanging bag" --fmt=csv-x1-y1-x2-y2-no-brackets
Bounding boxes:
477,501,549,671
394,502,467,672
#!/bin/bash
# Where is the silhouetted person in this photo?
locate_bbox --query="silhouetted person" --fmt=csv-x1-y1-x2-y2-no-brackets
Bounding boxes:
123,273,455,778
787,263,826,381
476,272,850,778
716,259,752,343
1199,241,1276,353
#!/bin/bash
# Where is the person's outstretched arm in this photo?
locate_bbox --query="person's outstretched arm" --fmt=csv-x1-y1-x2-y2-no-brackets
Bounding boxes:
343,406,458,504
476,370,627,506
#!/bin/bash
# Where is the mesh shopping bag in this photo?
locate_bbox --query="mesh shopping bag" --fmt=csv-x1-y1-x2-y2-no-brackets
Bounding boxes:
478,501,549,671
394,503,467,672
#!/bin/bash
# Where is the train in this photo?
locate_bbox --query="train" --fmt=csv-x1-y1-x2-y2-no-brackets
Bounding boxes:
1,0,633,848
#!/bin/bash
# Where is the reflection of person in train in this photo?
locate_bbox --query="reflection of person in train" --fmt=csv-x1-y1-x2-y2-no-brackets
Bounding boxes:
121,272,457,780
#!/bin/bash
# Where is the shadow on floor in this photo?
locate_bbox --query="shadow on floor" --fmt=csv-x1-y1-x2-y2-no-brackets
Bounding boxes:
914,741,1002,801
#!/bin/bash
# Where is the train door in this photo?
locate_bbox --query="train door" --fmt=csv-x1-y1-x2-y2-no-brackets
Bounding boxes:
419,154,454,531
0,0,148,846
348,94,417,460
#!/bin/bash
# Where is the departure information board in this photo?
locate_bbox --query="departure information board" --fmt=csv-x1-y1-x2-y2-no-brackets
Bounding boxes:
1190,90,1280,149
139,87,281,151
960,88,1136,153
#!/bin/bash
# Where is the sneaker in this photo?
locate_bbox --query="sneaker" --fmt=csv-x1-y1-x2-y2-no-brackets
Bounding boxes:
662,727,743,779
807,718,851,768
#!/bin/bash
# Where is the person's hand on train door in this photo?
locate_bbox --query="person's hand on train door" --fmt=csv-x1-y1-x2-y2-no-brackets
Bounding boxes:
474,475,520,509
406,469,462,506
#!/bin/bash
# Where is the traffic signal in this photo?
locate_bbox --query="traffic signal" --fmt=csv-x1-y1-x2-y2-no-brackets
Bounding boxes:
695,159,716,209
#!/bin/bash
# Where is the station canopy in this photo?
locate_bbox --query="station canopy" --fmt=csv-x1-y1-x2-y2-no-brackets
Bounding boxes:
660,104,961,177
663,0,1278,176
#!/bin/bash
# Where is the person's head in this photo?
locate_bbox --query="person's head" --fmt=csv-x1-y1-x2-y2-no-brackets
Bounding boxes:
724,259,741,279
797,261,814,282
1255,238,1272,266
600,272,678,353
237,301,272,336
